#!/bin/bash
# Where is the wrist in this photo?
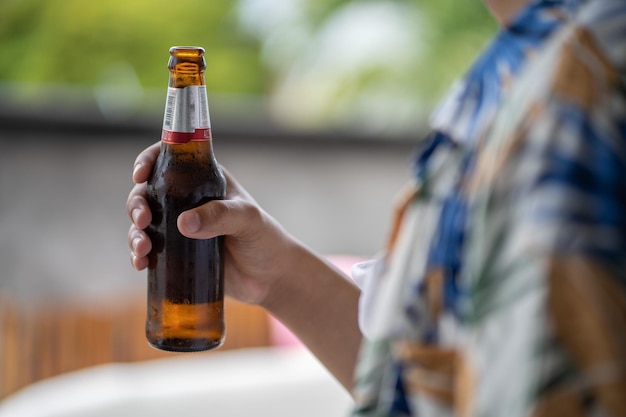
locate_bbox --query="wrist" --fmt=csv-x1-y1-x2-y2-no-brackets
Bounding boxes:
257,240,363,390
258,239,317,313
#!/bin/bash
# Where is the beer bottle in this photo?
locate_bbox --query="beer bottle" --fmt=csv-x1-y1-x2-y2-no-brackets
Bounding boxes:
145,46,227,352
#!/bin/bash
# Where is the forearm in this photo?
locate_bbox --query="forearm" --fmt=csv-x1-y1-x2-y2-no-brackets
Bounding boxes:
261,243,362,391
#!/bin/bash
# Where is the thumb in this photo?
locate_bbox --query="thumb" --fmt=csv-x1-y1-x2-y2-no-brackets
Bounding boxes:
177,210,203,236
177,199,256,239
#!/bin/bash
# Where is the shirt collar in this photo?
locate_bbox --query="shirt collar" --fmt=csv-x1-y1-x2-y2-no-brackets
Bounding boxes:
429,0,580,146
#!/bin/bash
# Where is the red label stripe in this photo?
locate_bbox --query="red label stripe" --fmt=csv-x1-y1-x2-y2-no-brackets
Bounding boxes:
161,128,211,144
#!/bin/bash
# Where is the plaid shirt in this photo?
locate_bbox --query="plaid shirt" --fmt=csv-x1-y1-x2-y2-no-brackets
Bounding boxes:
351,1,626,416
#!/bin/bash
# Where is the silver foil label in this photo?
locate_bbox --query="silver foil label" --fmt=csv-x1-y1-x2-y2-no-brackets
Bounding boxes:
162,86,211,133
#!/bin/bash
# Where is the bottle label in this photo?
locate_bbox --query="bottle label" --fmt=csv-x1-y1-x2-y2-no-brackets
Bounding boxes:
161,86,211,143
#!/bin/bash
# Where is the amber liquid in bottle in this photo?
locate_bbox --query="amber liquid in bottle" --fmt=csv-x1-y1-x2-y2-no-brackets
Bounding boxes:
145,47,226,352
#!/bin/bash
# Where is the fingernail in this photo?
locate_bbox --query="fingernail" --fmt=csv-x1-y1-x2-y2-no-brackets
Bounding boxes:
180,211,200,233
132,208,141,224
132,237,141,251
132,163,142,180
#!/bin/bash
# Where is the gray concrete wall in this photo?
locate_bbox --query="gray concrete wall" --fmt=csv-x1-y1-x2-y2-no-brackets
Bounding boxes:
0,132,416,302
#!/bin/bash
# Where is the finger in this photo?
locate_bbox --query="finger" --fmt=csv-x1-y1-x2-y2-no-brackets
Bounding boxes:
128,225,152,258
178,199,262,240
132,142,160,184
126,184,152,229
128,225,151,271
130,251,149,271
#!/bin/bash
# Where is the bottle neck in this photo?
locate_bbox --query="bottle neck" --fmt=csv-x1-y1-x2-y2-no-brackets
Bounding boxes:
161,83,211,144
161,135,214,156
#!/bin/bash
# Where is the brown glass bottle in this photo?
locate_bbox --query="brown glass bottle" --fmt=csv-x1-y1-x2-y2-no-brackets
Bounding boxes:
145,46,226,352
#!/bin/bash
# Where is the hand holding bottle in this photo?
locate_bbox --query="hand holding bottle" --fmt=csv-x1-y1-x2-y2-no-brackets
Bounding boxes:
127,141,363,387
128,143,308,308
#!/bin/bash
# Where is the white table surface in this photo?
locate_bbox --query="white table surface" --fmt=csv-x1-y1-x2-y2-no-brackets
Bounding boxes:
0,347,354,417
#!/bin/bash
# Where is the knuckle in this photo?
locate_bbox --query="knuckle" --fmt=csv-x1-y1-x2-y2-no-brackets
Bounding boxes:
240,201,262,221
126,188,146,213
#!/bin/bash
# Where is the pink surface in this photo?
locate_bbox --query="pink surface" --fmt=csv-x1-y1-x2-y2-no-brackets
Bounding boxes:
269,255,366,347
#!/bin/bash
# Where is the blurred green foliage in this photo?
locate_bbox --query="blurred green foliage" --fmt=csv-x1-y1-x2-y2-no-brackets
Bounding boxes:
410,0,497,99
0,0,496,129
0,0,265,93
303,0,497,101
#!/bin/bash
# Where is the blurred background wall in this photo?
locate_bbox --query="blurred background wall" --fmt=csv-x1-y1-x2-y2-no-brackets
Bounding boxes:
0,0,497,409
